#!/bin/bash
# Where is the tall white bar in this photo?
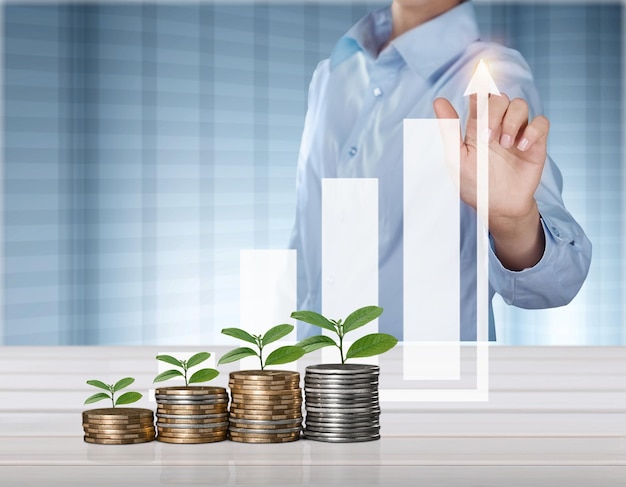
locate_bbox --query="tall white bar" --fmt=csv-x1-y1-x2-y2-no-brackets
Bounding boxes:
403,119,461,381
321,178,378,365
239,250,297,370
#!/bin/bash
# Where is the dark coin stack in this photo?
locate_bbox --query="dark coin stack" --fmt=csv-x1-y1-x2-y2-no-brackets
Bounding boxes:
82,408,155,445
303,364,381,442
155,386,229,444
228,370,302,443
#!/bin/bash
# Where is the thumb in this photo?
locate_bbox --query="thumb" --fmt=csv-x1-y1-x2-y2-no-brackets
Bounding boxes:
433,97,460,120
433,97,464,153
432,98,464,192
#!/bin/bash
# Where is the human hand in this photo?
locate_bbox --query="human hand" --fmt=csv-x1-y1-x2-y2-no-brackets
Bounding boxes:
433,94,548,270
433,93,549,223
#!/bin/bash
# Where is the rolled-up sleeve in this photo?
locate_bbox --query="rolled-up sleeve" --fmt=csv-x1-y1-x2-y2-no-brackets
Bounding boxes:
489,154,592,308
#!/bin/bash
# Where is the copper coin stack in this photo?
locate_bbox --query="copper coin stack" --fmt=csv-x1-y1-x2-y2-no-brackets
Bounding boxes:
155,386,229,444
228,370,302,443
82,408,155,445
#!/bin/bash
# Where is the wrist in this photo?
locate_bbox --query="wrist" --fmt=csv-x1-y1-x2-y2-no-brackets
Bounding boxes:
490,203,545,271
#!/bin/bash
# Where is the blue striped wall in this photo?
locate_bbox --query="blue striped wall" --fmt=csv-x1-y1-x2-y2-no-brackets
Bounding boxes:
2,2,621,345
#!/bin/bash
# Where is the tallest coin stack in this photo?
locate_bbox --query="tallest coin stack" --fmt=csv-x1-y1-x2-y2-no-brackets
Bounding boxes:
303,364,381,442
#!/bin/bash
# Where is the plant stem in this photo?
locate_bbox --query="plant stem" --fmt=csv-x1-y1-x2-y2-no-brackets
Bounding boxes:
111,391,115,408
256,335,264,370
338,336,345,364
333,320,345,364
183,363,188,387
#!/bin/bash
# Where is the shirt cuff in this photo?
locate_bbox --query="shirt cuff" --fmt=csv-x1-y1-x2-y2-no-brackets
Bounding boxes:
488,216,559,305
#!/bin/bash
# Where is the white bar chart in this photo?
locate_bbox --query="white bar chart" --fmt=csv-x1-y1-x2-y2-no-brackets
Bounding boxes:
235,118,490,400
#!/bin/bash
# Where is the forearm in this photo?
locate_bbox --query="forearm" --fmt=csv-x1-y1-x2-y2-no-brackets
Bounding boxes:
489,202,545,271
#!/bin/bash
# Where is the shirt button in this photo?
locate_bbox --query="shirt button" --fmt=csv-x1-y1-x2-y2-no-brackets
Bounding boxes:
373,87,383,97
349,146,358,156
551,226,561,237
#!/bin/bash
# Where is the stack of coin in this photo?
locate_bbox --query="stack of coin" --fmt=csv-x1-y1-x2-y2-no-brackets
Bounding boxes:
82,408,155,445
228,370,302,443
303,364,380,442
155,386,229,444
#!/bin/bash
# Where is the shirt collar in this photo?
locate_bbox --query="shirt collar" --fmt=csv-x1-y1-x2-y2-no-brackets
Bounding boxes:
329,1,480,78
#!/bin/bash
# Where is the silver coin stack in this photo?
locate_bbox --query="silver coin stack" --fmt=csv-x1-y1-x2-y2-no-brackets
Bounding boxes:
303,364,380,442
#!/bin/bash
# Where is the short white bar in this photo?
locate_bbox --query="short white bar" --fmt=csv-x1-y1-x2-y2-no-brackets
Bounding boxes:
239,250,297,371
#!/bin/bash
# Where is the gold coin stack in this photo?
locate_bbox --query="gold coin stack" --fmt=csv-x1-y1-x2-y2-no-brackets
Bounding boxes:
82,408,155,445
228,370,302,443
155,386,229,444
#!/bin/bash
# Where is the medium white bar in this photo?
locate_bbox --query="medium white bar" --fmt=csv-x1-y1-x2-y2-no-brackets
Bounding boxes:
403,119,460,380
239,250,297,370
321,179,378,365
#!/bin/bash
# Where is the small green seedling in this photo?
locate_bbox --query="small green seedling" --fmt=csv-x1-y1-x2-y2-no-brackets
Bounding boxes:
292,305,398,364
153,352,219,386
84,377,142,408
218,324,304,370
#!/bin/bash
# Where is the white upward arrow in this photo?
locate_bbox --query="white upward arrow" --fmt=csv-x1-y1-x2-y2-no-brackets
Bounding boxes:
464,59,500,343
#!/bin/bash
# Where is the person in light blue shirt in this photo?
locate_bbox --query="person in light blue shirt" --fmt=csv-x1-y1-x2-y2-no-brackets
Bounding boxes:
289,0,592,341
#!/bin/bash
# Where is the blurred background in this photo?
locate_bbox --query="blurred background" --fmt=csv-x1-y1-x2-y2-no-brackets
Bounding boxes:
1,1,622,345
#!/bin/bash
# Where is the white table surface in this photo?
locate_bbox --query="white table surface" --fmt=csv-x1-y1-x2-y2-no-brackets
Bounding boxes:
1,345,625,486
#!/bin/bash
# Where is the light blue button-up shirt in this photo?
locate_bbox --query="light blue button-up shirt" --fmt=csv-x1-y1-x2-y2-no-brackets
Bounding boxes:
289,1,592,340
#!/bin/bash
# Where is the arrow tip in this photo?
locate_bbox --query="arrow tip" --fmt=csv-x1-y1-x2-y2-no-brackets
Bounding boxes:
463,59,500,96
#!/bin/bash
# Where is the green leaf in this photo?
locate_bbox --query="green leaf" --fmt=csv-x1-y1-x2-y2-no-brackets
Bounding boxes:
342,306,383,334
345,333,398,360
113,377,135,392
296,335,337,353
187,352,211,368
265,346,305,366
115,391,142,406
156,355,183,368
262,324,294,346
84,392,111,405
189,368,219,384
221,328,258,345
86,380,111,392
217,347,258,365
290,310,336,333
153,369,185,383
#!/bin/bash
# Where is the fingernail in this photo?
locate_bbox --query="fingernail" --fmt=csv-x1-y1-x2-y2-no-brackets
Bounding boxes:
500,134,512,149
517,138,529,151
481,127,492,141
